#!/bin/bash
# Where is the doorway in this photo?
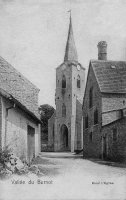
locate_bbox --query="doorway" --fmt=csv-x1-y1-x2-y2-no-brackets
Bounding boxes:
60,124,69,151
27,125,35,163
103,136,108,160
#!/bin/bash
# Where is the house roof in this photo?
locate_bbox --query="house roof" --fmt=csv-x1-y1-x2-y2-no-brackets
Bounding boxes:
102,116,126,128
91,60,126,94
0,56,40,121
0,88,41,123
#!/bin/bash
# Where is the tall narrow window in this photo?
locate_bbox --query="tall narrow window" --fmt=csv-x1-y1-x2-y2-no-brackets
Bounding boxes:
85,115,88,129
89,87,93,108
113,128,117,141
89,132,93,142
62,103,66,117
94,108,98,125
77,75,81,88
62,75,66,88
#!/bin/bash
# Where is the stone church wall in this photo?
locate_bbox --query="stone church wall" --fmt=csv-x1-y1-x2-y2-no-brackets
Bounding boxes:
83,64,102,158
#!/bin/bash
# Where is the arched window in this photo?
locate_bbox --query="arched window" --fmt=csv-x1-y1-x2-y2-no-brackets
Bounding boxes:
85,115,88,129
89,132,93,142
94,108,98,124
62,103,66,117
113,128,117,142
77,75,81,88
89,87,93,108
62,75,66,88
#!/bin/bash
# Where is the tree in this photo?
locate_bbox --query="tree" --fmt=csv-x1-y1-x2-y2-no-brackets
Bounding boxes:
39,104,55,142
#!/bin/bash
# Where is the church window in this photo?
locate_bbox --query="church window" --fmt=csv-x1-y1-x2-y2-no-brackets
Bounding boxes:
77,75,81,88
62,103,66,117
85,115,88,129
94,108,98,125
113,128,117,142
89,87,93,108
89,132,93,142
62,75,66,88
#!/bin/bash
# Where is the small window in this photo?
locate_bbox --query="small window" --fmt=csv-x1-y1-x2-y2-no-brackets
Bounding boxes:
85,115,88,129
62,75,66,88
89,132,93,142
77,75,81,88
113,128,117,141
62,103,66,117
94,108,98,125
89,87,93,108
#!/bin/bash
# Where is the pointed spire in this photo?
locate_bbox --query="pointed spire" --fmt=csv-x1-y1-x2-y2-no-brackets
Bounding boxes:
64,11,78,62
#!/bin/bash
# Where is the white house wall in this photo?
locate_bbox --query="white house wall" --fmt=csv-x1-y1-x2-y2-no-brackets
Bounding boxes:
1,97,40,162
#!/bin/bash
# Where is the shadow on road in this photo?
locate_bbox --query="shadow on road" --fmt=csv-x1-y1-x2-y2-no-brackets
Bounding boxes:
88,158,126,168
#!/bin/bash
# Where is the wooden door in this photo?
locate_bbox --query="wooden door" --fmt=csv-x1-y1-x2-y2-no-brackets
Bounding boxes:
27,125,35,163
103,136,107,160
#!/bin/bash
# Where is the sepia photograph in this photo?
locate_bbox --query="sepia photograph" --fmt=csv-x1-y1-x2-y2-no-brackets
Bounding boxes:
0,0,126,199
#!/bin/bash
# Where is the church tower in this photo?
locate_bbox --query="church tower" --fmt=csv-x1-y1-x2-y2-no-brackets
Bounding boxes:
48,13,85,152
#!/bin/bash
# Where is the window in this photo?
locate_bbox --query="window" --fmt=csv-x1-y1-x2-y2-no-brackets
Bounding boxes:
89,132,93,142
89,87,93,108
113,128,117,141
94,108,98,125
62,103,66,117
85,115,88,129
62,75,66,88
77,75,81,88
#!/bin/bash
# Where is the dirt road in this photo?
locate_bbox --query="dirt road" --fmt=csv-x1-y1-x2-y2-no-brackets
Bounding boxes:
1,152,126,200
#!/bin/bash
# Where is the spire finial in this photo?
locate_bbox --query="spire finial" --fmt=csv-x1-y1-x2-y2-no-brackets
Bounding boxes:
64,10,78,62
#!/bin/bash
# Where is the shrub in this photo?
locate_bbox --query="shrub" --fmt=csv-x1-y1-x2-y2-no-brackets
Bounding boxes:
0,145,12,168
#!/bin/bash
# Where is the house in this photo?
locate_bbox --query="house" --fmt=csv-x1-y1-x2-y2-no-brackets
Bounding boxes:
48,14,85,152
83,41,126,162
0,56,41,163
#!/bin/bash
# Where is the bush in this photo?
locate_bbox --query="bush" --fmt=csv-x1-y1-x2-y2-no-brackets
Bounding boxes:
0,145,12,168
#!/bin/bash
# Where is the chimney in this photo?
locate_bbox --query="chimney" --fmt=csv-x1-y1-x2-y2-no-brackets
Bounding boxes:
97,41,107,60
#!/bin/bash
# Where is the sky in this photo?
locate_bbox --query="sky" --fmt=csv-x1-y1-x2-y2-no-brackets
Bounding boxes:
0,0,126,107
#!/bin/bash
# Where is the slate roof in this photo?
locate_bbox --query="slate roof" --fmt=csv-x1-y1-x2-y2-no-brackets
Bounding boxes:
0,56,40,120
91,60,126,93
0,88,41,123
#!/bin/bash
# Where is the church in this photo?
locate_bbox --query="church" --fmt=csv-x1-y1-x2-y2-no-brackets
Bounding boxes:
48,14,85,152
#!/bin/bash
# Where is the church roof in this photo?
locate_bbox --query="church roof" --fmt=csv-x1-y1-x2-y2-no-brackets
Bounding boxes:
91,60,126,94
64,14,78,62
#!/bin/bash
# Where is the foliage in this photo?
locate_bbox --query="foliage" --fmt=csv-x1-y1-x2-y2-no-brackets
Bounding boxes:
39,104,55,130
0,145,12,167
39,104,55,143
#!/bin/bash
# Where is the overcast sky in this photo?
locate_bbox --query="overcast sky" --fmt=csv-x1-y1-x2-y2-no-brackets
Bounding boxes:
0,0,126,107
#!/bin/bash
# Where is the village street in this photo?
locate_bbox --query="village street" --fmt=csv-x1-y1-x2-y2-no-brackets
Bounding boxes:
1,152,126,200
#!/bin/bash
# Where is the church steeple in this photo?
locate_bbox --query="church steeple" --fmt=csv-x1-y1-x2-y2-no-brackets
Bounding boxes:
64,12,78,62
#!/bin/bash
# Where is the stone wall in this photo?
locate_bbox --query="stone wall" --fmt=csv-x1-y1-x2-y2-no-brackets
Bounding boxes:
102,117,126,162
83,64,102,158
0,96,2,149
75,99,83,150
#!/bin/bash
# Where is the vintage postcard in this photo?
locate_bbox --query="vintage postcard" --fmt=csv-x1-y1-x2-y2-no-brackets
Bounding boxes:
0,0,126,199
